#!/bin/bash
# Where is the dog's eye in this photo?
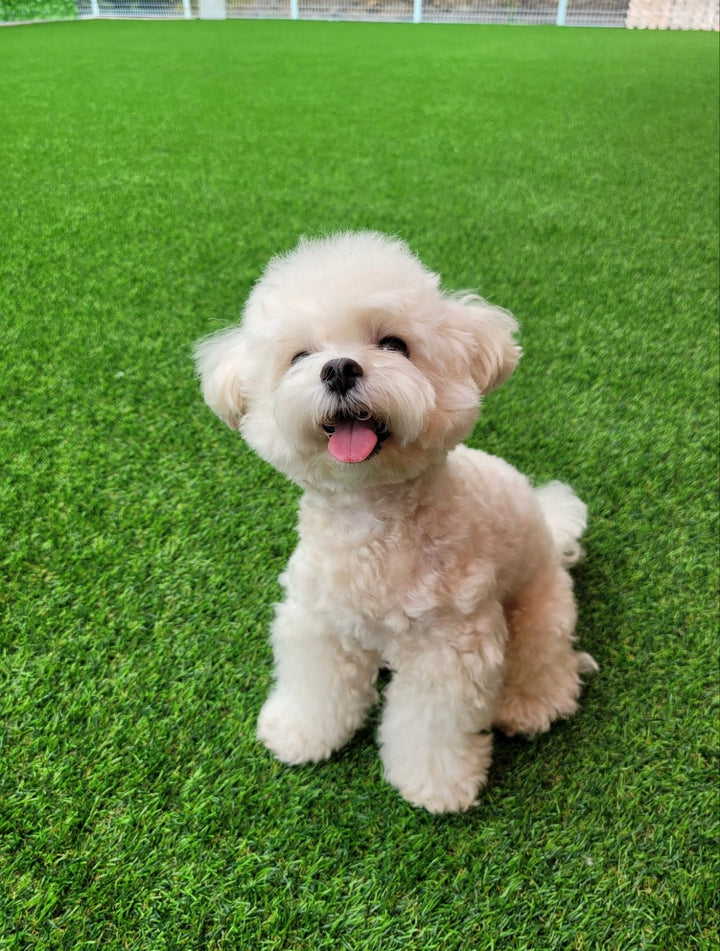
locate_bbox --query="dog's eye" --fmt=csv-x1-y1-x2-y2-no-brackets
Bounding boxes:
378,336,409,357
290,351,310,366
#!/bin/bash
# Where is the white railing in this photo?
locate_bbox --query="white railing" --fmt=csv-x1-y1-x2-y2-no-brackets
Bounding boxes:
76,0,196,16
67,0,720,28
222,0,629,25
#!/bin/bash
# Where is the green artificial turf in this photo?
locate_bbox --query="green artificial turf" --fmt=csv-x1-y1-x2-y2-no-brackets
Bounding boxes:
1,18,718,950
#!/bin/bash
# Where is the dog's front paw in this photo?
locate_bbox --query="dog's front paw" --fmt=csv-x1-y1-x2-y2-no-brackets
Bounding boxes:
257,691,351,765
381,733,492,814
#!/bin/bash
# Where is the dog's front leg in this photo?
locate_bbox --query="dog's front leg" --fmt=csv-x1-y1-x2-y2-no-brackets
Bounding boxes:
256,596,381,765
378,604,506,813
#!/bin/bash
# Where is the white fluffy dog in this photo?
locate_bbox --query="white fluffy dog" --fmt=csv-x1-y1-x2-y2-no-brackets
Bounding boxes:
195,232,596,813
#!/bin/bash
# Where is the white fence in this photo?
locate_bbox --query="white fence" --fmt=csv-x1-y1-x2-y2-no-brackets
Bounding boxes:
75,0,194,15
226,0,628,25
72,0,720,27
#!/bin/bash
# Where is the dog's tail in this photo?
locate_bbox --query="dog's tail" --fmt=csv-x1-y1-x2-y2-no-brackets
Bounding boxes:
535,481,587,568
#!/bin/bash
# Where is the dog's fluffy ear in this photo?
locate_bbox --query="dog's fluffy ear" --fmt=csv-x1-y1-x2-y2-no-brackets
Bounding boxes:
443,294,521,393
193,327,247,428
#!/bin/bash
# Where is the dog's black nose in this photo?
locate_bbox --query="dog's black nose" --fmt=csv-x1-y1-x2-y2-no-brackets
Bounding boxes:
320,357,363,395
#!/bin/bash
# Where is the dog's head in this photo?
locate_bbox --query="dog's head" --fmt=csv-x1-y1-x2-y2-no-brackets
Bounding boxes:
194,232,520,492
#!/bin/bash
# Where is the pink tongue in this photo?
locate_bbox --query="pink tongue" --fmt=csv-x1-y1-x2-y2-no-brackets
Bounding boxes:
327,419,378,463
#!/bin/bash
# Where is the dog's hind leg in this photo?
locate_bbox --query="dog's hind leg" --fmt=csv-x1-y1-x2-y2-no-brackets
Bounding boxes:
493,567,597,738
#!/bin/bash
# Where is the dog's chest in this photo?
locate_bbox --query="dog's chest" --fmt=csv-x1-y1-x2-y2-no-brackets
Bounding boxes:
288,497,493,642
297,507,415,617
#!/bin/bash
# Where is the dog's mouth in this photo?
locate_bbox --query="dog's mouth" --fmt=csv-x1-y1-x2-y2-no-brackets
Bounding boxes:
321,413,390,464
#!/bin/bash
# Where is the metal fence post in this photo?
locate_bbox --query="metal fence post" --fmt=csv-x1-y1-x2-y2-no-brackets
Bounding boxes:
182,0,192,16
90,0,100,15
413,0,422,22
556,0,568,25
290,0,299,18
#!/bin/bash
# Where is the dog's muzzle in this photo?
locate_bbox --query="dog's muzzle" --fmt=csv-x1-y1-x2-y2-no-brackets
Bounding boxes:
318,358,391,463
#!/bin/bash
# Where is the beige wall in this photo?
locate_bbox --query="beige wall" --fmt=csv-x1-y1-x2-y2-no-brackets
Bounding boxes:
627,0,720,29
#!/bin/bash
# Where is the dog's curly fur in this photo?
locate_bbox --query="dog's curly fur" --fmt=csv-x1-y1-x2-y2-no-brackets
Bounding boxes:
195,232,597,813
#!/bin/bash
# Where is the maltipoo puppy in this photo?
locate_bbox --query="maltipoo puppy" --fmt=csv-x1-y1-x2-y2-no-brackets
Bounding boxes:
195,232,596,813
